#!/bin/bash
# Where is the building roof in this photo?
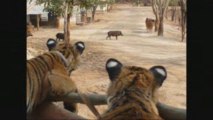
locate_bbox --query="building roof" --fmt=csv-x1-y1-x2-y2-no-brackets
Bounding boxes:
27,0,45,15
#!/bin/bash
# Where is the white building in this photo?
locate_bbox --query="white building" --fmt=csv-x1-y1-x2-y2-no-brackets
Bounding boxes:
27,0,48,30
27,0,83,29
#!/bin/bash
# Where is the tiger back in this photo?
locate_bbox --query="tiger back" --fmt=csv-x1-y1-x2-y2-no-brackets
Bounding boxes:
99,58,167,120
27,38,86,118
46,39,85,113
27,51,78,115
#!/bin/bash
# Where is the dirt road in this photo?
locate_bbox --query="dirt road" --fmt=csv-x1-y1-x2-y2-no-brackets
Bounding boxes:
27,4,186,119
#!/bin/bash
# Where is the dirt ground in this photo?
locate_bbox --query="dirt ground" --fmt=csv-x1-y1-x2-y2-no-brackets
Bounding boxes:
27,4,186,119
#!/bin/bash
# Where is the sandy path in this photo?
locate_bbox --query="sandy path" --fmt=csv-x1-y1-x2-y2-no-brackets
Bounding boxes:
27,4,186,119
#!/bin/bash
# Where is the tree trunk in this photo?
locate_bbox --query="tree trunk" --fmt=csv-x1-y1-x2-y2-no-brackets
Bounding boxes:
178,16,181,26
151,0,159,32
180,0,186,42
107,4,113,12
92,5,97,22
181,26,185,41
181,14,186,42
56,16,61,29
67,14,71,29
64,3,68,45
107,4,110,12
171,6,176,21
155,17,159,32
67,13,71,43
158,16,164,36
36,14,40,31
85,10,88,18
165,7,168,19
152,0,170,36
137,0,140,6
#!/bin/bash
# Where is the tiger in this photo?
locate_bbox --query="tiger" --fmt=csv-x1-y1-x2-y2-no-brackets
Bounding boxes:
145,18,155,32
27,40,85,118
46,39,86,113
46,38,85,76
99,58,167,120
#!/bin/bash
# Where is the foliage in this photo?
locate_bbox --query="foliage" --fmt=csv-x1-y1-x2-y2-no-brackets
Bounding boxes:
78,0,101,20
28,0,75,17
79,0,101,8
132,0,143,5
107,0,115,5
41,0,64,16
79,0,92,9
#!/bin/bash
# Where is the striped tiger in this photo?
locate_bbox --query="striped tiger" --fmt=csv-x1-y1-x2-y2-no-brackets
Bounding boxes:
46,38,85,76
145,18,155,32
46,39,85,113
99,58,167,120
27,40,85,116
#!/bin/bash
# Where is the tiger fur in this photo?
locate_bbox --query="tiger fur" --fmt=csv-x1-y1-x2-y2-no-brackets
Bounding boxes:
46,39,85,113
145,18,155,32
46,39,85,76
99,58,167,120
27,51,78,116
27,40,85,117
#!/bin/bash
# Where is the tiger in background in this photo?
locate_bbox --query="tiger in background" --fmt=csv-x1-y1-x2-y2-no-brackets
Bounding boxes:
99,58,167,120
145,18,155,32
27,40,85,118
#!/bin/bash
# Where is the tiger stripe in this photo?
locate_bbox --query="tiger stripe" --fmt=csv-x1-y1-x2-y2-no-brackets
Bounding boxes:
100,59,167,120
27,51,68,114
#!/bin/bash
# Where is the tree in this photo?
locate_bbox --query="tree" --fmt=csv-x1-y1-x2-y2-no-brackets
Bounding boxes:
107,0,115,11
29,0,78,45
79,0,101,22
79,0,91,20
40,0,65,29
91,0,101,22
151,0,159,32
151,0,170,36
179,0,186,42
169,0,179,21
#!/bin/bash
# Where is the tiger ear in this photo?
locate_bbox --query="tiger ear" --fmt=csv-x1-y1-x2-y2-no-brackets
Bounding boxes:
46,38,57,51
74,41,85,54
106,58,123,81
149,66,167,86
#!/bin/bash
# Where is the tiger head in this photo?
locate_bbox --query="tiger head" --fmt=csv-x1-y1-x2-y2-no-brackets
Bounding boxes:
46,38,85,75
105,58,167,116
